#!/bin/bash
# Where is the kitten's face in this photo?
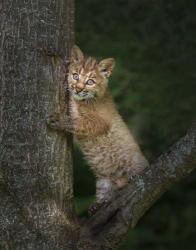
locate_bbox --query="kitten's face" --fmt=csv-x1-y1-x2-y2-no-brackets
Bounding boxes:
68,45,115,101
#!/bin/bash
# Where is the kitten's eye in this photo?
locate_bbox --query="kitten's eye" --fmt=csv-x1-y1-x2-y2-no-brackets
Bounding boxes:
86,79,95,85
73,73,79,80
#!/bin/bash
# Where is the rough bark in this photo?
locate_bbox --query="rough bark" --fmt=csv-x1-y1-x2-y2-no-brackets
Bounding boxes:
79,122,196,249
0,0,78,249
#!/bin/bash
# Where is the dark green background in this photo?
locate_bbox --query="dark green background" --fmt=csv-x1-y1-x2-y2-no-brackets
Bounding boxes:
74,0,196,249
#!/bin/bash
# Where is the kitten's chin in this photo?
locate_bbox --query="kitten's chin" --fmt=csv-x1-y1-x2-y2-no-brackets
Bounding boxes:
73,94,86,101
72,92,95,101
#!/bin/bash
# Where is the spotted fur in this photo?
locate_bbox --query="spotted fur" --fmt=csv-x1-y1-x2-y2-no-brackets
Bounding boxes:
67,45,149,204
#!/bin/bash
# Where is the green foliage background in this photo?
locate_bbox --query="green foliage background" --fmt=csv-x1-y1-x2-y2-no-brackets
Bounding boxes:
74,0,196,249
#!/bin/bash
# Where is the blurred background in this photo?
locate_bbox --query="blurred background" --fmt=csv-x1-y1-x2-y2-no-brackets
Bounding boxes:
74,0,196,249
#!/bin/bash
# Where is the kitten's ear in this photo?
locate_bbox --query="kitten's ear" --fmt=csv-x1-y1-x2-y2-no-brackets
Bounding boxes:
71,45,84,63
98,58,115,78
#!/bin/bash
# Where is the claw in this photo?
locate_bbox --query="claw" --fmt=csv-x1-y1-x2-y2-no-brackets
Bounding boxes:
88,200,108,216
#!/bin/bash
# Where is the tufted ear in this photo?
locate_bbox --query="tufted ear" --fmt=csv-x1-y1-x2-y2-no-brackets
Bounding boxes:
98,58,115,78
71,45,84,63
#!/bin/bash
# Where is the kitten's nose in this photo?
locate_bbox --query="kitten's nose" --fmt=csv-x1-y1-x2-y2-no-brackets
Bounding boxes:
75,83,84,93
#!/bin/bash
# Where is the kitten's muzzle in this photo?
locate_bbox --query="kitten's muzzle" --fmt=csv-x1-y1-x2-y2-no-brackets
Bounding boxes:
75,83,85,93
75,87,83,93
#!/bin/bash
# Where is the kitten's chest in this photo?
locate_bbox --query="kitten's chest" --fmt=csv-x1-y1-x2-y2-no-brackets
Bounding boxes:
70,99,97,118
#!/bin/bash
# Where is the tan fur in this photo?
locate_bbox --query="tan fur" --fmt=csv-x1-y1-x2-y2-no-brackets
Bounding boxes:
63,46,148,203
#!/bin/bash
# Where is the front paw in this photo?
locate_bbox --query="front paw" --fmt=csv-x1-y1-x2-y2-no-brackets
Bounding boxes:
46,112,63,131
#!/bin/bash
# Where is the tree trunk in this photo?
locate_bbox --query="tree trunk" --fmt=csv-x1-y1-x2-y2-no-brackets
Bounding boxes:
0,0,78,249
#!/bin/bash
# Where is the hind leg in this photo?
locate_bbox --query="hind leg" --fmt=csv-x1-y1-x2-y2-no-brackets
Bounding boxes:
96,178,114,203
89,178,114,215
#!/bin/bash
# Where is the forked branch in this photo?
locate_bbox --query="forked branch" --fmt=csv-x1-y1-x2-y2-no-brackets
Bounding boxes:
80,122,196,249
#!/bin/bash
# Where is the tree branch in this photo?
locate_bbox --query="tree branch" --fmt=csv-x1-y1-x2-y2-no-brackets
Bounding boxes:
80,122,196,249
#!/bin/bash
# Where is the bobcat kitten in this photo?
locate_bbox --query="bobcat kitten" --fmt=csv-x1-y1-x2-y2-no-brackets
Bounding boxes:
47,45,149,207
